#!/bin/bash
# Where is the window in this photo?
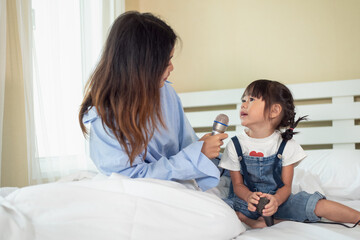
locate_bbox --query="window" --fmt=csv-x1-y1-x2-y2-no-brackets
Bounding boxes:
31,0,114,180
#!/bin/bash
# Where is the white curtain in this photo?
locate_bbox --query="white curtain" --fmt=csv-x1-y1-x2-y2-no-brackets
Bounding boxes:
0,0,7,186
28,0,125,183
14,0,42,184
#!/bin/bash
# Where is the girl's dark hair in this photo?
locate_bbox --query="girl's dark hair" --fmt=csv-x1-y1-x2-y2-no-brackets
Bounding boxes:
243,79,307,140
79,11,177,165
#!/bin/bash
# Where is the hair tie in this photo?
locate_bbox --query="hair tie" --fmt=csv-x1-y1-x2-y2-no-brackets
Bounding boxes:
289,128,294,131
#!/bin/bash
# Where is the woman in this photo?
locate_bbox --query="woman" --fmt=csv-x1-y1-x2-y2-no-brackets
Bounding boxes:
79,11,227,191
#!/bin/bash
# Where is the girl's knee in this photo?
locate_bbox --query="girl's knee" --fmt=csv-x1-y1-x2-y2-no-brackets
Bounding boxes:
314,199,327,217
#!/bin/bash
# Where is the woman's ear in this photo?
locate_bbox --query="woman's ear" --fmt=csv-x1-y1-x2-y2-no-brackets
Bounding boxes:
270,104,282,119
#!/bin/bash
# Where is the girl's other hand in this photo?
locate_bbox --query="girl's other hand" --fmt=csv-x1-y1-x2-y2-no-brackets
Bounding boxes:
247,192,263,212
199,133,228,159
261,194,279,216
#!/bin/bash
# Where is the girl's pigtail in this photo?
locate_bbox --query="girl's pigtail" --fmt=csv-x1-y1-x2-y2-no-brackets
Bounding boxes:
281,115,308,140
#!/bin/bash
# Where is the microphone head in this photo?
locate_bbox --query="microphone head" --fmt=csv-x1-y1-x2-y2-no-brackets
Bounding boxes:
212,114,229,135
215,114,229,126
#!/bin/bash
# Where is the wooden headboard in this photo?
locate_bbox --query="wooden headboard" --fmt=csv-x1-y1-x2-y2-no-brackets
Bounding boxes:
178,79,360,150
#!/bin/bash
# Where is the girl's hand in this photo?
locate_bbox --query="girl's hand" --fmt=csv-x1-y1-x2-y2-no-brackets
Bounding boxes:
199,133,228,159
247,192,263,212
261,194,279,216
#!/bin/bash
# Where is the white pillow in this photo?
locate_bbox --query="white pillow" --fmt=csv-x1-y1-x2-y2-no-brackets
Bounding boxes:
294,150,360,200
292,168,325,196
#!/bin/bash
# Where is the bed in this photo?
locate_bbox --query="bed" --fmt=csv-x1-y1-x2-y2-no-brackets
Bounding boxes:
1,79,360,240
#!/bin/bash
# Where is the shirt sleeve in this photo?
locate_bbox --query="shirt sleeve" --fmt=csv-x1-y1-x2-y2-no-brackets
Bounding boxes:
282,139,307,167
86,111,219,191
218,140,241,171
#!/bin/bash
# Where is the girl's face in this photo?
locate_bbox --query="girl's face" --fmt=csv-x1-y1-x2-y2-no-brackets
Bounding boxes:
240,95,267,129
159,48,175,88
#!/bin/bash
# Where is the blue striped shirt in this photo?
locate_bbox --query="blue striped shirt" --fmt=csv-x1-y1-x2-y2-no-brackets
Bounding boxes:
83,82,220,191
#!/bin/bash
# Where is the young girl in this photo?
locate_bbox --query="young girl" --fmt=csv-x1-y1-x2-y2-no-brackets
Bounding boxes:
78,11,227,191
219,79,360,228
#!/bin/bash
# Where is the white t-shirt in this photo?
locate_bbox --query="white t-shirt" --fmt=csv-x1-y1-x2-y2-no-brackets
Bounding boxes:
219,129,306,171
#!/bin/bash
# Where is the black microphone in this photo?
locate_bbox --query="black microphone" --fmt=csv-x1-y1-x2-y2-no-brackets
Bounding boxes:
211,114,229,135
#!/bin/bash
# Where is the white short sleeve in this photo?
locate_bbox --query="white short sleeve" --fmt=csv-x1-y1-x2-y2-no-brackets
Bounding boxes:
218,140,241,171
282,139,307,166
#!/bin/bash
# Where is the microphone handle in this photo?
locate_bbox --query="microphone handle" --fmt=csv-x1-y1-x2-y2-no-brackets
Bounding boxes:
211,130,222,136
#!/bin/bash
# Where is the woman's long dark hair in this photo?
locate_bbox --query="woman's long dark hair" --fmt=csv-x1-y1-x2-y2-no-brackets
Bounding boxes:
243,79,307,140
79,11,177,165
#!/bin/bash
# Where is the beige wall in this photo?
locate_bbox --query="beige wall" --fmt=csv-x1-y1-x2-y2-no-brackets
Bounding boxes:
1,0,29,187
126,0,360,93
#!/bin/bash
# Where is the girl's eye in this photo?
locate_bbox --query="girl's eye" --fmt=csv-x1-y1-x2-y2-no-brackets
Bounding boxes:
241,99,246,103
249,97,255,102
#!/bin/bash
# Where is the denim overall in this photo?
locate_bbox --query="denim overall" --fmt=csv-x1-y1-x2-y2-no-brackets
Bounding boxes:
224,136,325,222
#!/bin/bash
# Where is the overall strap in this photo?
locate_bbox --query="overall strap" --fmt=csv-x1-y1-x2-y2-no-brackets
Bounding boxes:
231,136,255,192
273,139,287,189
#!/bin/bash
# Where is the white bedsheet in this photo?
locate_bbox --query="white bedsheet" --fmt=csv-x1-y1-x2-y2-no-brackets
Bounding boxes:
0,174,245,240
235,216,360,240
